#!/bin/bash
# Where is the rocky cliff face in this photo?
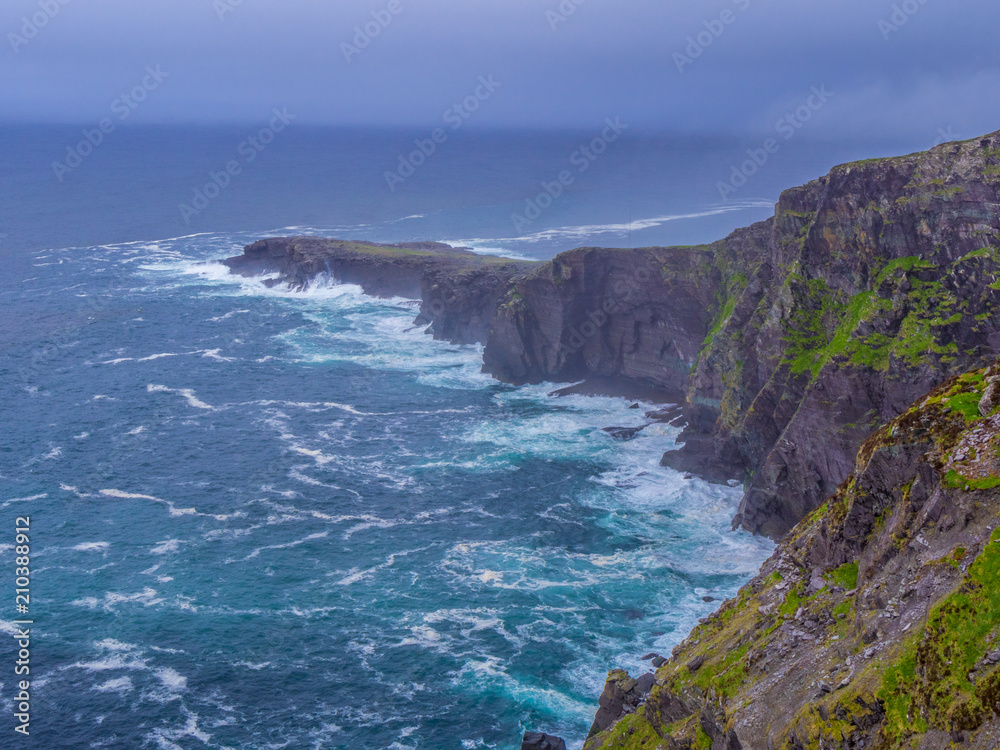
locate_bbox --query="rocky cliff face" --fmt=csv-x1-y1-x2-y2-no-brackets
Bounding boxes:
223,236,538,345
481,131,1000,538
224,131,1000,542
583,361,1000,749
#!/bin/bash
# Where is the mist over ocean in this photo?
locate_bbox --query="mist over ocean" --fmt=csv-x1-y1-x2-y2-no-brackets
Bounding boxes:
0,126,933,748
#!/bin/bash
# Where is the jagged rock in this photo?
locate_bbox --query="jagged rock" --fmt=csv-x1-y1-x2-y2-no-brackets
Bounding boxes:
807,567,826,593
223,237,537,346
584,362,1000,749
686,655,705,673
602,425,646,440
635,673,656,694
980,380,999,417
521,732,566,750
478,132,1000,540
586,670,642,739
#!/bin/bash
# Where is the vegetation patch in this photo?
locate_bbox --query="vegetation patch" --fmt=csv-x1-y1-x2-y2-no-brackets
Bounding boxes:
827,561,860,590
876,527,1000,743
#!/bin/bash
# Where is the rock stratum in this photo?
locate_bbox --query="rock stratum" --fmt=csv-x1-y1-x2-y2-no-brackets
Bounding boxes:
223,130,1000,542
583,361,1000,749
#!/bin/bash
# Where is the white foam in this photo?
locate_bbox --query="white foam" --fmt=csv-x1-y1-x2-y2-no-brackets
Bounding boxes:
73,542,110,552
94,676,134,694
98,488,221,520
245,531,329,560
100,489,161,501
455,202,775,245
146,384,216,411
145,713,209,750
232,661,272,671
155,667,187,691
72,587,164,611
0,620,24,636
150,539,182,555
2,493,47,507
101,352,183,365
208,309,250,322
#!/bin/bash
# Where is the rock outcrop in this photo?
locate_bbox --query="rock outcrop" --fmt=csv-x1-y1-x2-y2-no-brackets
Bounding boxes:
480,131,1000,538
223,237,539,345
582,361,1000,749
521,731,568,750
224,130,1000,541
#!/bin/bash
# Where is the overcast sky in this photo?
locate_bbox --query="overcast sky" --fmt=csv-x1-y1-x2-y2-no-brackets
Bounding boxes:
3,0,999,139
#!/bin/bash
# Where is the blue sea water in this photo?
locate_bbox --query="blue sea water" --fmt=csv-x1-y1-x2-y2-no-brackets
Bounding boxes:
0,126,925,748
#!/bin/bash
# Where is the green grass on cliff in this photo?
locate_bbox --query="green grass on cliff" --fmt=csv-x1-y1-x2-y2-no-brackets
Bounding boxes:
877,526,1000,743
826,562,859,590
330,241,523,265
779,257,967,378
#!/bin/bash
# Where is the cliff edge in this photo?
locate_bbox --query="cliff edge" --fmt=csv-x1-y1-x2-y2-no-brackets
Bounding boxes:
480,131,1000,538
223,130,1000,541
223,237,539,345
583,360,1000,749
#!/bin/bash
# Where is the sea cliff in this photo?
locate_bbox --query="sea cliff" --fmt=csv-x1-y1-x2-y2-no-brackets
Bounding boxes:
223,129,1000,543
582,361,1000,749
222,129,1000,748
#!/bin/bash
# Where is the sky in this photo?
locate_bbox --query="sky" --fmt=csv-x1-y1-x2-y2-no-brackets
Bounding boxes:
2,0,1000,139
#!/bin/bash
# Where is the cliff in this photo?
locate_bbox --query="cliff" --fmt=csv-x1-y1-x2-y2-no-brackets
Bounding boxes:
583,360,1000,749
219,131,1000,749
222,237,539,345
223,130,1000,541
480,131,1000,538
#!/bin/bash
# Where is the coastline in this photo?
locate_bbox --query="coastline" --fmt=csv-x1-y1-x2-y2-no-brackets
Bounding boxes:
218,126,1000,748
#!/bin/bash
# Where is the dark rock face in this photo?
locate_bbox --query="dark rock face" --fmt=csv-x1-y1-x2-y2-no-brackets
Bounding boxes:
482,244,733,394
586,670,646,739
521,732,567,750
224,131,1000,541
602,425,647,440
480,131,1000,539
223,236,538,345
584,364,1000,748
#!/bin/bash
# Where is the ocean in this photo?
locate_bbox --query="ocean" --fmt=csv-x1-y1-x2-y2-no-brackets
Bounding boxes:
0,125,926,748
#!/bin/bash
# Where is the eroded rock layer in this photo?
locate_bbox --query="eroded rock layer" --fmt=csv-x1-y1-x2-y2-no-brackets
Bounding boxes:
583,362,1000,749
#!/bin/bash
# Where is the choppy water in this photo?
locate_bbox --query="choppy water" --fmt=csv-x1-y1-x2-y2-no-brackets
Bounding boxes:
0,229,773,749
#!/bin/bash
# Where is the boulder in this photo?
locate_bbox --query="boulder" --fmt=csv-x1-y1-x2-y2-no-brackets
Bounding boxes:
521,731,566,750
